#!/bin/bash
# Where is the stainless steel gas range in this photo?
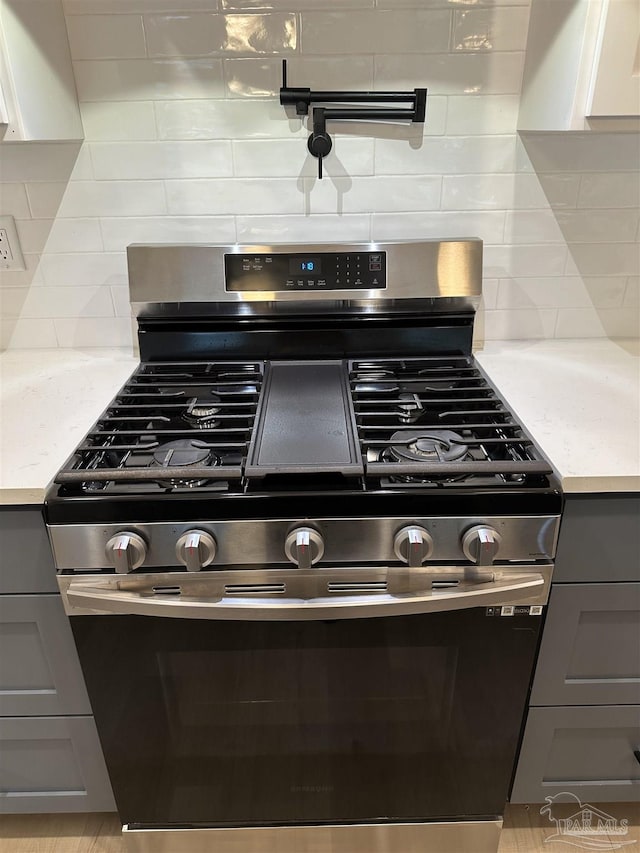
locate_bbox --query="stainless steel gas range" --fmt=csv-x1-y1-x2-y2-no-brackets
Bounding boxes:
45,240,562,853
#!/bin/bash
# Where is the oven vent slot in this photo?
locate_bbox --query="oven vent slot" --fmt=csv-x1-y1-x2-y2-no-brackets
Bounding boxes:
327,581,388,594
432,581,460,589
152,586,182,595
224,583,286,595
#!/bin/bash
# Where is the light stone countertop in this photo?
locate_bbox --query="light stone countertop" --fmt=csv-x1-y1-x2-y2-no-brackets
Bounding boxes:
0,339,638,505
0,348,138,506
475,338,640,494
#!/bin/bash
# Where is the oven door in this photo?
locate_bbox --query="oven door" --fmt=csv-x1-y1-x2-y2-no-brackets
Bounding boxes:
61,566,547,829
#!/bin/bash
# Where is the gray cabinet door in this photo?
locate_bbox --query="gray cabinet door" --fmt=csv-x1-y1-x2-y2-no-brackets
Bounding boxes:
531,583,640,706
554,496,640,583
511,705,640,803
0,595,91,717
0,509,57,594
0,716,115,813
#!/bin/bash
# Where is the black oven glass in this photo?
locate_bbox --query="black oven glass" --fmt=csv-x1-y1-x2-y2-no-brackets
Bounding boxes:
72,610,540,827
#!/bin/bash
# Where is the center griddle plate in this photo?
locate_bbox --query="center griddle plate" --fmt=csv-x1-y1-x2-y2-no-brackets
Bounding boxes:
245,360,364,477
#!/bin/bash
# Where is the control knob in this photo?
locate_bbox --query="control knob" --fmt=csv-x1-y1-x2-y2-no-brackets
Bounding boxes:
284,527,324,569
106,531,147,574
393,526,434,567
461,525,502,566
176,530,217,572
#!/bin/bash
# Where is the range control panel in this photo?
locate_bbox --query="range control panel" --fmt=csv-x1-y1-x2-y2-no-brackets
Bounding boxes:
225,251,387,292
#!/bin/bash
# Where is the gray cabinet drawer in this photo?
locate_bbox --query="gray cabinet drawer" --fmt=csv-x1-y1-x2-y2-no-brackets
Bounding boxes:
554,496,640,582
531,583,640,706
0,716,115,813
0,509,56,594
511,705,640,803
0,595,91,716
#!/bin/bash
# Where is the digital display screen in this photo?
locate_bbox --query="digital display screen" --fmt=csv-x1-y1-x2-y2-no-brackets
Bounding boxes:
289,257,322,275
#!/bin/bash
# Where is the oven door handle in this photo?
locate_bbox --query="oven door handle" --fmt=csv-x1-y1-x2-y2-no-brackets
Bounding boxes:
64,572,547,621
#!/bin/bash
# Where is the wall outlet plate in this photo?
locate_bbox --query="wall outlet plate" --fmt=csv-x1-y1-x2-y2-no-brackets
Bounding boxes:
0,215,26,270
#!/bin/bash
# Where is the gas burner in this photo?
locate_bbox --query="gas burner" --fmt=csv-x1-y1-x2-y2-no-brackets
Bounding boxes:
182,393,222,430
388,429,469,464
396,393,424,424
151,439,219,488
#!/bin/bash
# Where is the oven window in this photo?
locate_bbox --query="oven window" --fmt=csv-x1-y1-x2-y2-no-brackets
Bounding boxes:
72,611,540,826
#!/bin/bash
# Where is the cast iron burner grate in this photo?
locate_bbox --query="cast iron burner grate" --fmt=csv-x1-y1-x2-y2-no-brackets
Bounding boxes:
54,361,263,494
350,356,552,487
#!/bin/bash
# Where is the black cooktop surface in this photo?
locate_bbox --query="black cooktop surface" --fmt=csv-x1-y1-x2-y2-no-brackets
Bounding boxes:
52,356,554,498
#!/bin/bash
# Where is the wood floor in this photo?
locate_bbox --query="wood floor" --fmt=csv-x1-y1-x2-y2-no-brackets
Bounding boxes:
1,804,639,853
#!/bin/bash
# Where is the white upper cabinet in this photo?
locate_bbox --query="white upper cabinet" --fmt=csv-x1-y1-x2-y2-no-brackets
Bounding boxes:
518,0,640,131
0,0,83,141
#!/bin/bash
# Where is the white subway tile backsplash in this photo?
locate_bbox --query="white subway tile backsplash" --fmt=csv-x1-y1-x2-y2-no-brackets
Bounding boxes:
375,135,516,175
100,215,236,250
13,220,53,255
236,214,371,243
0,143,81,183
0,4,636,350
604,309,640,338
497,277,596,309
582,277,627,308
25,183,68,219
233,139,374,177
0,255,44,289
0,183,31,219
0,319,58,349
537,174,581,209
371,210,505,243
452,7,529,52
55,181,167,217
504,211,564,244
302,11,451,54
577,172,640,209
80,101,157,141
224,59,281,97
70,146,95,181
377,0,529,6
285,56,374,90
624,277,639,307
110,285,131,317
144,13,297,57
446,95,518,135
40,252,128,287
155,99,303,139
521,133,640,174
17,218,103,257
166,178,304,215
91,141,233,179
53,317,133,347
224,0,372,7
481,278,499,309
483,244,567,278
568,243,640,277
483,309,558,340
555,309,601,337
64,1,219,12
441,174,516,210
442,173,581,211
73,58,225,101
45,219,105,253
374,52,525,94
554,209,640,244
304,176,442,214
224,55,375,98
66,14,146,60
1,285,115,318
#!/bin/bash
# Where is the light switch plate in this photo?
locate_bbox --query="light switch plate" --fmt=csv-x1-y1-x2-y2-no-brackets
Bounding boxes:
0,215,26,270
